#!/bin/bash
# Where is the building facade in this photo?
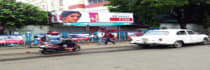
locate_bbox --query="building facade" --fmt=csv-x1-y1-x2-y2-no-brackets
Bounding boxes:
15,0,113,33
16,0,110,12
15,0,136,41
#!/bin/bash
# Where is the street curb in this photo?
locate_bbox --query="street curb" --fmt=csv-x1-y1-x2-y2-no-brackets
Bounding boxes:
0,41,134,55
0,44,136,56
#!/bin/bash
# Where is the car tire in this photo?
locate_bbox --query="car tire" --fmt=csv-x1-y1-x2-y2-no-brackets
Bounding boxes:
173,41,183,48
137,44,147,49
201,39,208,45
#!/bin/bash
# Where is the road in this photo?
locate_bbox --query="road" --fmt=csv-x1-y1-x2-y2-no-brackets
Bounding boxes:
0,44,210,70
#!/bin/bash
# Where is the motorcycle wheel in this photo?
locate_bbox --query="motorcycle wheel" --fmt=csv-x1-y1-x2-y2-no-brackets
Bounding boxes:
40,48,48,54
73,46,80,52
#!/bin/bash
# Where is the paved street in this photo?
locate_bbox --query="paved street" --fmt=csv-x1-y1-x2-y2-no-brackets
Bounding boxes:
2,0,210,70
0,42,210,70
0,41,134,61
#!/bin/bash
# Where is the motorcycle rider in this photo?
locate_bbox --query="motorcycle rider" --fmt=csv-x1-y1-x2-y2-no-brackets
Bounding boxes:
46,31,78,51
47,32,62,45
61,38,76,51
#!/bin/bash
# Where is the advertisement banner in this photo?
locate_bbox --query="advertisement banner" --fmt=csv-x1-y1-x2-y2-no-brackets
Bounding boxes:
0,36,6,44
0,35,24,44
64,22,132,26
50,11,133,25
69,33,90,41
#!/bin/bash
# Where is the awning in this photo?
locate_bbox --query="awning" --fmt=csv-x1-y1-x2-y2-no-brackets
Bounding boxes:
64,22,132,26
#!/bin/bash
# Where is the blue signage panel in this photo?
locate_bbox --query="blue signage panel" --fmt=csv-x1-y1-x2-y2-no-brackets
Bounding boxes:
25,32,32,47
64,22,132,26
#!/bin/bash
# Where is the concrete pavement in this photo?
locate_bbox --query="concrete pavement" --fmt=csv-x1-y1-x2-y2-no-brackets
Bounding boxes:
2,44,210,70
0,40,209,55
0,41,134,55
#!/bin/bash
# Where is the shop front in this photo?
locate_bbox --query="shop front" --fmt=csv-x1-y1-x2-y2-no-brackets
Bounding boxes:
49,11,133,41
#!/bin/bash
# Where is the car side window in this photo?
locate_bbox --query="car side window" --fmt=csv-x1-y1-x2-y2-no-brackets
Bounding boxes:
177,31,187,35
187,31,194,35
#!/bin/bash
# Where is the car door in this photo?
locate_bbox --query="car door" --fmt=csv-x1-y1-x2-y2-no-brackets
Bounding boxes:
176,30,191,44
187,30,197,43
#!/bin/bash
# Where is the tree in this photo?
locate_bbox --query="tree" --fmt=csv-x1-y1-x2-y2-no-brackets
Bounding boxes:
106,0,187,27
106,0,210,29
0,0,48,34
169,0,210,29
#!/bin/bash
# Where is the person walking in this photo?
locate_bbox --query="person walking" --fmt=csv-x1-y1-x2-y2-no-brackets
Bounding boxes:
97,30,104,45
103,31,115,45
33,35,40,47
47,32,62,45
90,33,94,42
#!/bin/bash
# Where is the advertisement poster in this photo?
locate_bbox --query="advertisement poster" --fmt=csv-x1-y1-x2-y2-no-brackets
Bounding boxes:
89,12,99,22
0,35,24,44
69,33,90,41
0,36,6,44
49,11,133,26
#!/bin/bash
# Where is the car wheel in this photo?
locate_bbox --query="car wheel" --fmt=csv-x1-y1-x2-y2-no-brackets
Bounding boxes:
173,41,183,48
201,39,208,45
137,44,147,49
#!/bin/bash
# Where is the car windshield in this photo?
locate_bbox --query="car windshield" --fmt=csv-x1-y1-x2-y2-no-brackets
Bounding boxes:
144,31,169,35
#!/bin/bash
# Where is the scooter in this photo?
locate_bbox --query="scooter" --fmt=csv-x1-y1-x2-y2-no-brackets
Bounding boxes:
39,42,80,54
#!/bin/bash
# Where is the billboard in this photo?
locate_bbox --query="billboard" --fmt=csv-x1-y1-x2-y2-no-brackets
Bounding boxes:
0,35,24,44
49,11,133,24
69,33,90,41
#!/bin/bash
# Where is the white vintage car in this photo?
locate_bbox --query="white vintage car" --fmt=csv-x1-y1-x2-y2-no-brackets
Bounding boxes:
130,29,209,48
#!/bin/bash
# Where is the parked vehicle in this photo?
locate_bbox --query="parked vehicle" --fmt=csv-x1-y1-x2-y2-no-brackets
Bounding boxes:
39,41,80,54
131,29,209,48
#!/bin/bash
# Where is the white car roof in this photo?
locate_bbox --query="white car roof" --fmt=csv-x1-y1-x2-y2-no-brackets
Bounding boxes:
151,29,188,32
148,29,190,35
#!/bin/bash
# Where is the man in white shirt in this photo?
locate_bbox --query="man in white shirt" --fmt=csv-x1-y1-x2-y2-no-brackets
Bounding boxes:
97,30,104,45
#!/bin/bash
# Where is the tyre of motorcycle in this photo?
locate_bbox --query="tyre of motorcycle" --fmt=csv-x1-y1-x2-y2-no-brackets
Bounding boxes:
40,48,48,54
72,46,80,52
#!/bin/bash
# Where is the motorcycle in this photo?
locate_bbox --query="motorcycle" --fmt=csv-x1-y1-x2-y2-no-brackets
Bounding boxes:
39,42,80,54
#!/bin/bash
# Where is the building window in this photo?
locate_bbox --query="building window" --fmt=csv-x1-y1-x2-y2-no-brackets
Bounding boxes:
88,0,104,4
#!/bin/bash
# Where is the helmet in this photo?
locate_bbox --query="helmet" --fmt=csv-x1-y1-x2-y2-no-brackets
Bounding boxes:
50,32,59,35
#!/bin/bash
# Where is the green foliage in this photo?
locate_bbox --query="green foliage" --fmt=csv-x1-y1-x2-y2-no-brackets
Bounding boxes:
201,0,210,28
106,0,210,28
106,0,186,27
203,14,210,28
0,0,48,28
